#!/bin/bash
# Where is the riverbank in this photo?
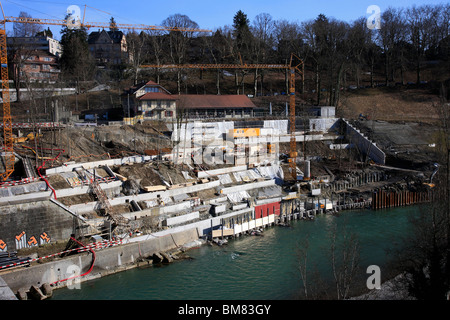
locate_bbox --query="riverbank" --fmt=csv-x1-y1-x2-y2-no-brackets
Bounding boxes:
47,206,423,300
2,199,428,300
0,227,201,300
350,273,415,300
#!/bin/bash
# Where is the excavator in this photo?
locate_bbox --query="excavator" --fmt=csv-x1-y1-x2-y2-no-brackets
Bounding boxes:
13,132,41,144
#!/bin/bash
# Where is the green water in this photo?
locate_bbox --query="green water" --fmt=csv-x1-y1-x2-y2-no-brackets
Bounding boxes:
51,206,422,300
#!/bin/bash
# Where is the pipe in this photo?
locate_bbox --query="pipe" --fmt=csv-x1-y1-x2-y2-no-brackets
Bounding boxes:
35,147,65,200
50,237,95,287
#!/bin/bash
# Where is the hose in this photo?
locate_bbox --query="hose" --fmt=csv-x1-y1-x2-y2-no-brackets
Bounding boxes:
30,146,65,200
50,237,96,287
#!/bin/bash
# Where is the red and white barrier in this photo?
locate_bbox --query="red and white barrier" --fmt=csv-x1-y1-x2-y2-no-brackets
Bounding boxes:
0,122,65,129
0,239,122,270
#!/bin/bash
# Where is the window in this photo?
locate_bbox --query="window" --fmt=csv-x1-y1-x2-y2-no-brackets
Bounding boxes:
145,87,159,93
146,110,153,117
165,111,173,117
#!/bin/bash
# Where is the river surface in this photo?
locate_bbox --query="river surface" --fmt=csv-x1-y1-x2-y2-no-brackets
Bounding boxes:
51,206,423,300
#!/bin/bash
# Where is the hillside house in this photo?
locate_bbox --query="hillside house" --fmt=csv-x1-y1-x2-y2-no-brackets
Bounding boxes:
7,36,62,83
88,30,128,66
122,81,177,120
123,81,257,122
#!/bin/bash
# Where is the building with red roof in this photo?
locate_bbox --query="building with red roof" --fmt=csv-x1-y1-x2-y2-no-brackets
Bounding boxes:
122,81,176,120
178,94,255,119
122,81,256,121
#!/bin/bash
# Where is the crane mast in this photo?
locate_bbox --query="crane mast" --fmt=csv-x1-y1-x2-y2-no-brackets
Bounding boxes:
0,28,13,181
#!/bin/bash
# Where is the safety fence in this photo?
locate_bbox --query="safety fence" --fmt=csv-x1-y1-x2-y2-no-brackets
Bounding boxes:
0,239,122,270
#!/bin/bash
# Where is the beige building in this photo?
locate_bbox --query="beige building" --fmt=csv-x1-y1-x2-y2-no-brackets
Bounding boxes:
123,81,257,122
123,81,177,121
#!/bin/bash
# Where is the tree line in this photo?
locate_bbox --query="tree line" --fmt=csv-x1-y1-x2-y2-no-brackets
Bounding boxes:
7,4,450,107
124,4,449,106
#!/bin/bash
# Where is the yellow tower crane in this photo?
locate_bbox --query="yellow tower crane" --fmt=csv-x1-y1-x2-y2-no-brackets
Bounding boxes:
0,2,211,181
141,53,304,180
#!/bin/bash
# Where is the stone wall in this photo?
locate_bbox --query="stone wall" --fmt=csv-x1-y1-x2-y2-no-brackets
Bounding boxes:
343,119,386,164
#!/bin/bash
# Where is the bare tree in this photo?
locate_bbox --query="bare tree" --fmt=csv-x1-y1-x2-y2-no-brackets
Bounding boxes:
405,5,441,84
146,29,166,84
328,221,361,300
275,19,302,94
202,27,234,94
13,11,43,37
162,14,200,94
126,30,147,85
393,94,450,300
378,7,407,86
251,13,276,97
7,12,44,102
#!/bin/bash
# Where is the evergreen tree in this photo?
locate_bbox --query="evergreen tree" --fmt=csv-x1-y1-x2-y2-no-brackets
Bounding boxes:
109,17,119,32
59,16,95,82
232,10,252,55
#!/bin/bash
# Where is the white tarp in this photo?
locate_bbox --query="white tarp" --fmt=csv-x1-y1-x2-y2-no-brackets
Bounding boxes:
218,174,233,185
226,191,251,204
264,120,288,134
172,121,235,141
257,165,284,180
234,169,262,182
182,171,194,180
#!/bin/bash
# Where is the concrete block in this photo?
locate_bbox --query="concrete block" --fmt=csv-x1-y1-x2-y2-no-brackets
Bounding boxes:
29,285,46,300
40,283,53,298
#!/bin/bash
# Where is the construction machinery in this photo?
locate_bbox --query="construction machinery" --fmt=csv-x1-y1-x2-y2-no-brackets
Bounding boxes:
0,2,211,181
141,53,304,180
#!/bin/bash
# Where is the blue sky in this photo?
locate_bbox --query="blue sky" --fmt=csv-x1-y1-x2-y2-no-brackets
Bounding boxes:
1,0,447,39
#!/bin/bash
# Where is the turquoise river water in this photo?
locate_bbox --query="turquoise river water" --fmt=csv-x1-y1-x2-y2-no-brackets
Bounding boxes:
51,205,423,300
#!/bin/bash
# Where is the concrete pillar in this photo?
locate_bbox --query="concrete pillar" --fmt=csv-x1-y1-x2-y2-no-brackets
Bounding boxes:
305,161,310,179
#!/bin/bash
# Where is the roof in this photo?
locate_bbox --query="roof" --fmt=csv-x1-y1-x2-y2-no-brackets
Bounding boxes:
145,80,159,86
123,80,171,96
88,30,125,44
177,95,256,109
138,92,177,100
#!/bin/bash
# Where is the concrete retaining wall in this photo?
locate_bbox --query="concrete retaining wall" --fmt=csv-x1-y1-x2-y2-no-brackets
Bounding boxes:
0,180,122,207
164,211,200,227
343,119,386,164
219,179,275,194
0,201,74,252
67,180,221,214
1,228,199,294
45,155,154,175
197,165,248,178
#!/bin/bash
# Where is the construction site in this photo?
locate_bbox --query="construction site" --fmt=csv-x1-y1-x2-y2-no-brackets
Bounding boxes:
0,4,448,301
